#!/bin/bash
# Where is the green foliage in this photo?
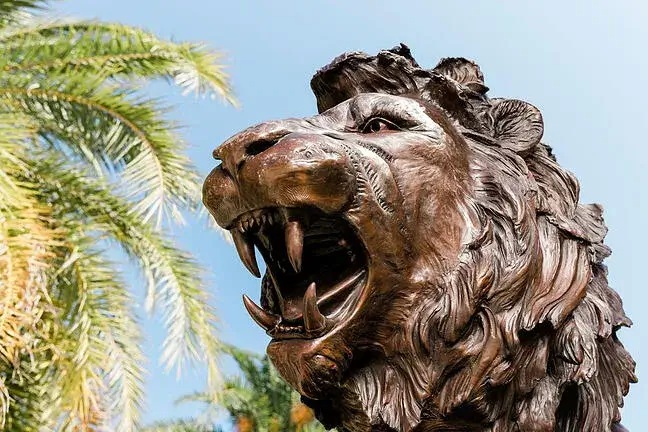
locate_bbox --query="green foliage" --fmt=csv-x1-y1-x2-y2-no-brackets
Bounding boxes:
174,345,328,432
0,0,47,26
0,1,235,430
142,419,217,432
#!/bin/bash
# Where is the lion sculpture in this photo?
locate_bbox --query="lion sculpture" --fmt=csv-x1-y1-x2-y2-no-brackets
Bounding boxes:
203,45,636,431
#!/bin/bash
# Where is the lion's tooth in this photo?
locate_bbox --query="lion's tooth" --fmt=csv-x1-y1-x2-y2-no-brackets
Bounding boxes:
285,220,304,273
303,282,326,332
242,295,280,331
231,230,260,278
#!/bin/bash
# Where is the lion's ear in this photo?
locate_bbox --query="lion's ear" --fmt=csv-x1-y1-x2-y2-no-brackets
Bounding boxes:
489,98,544,155
432,57,488,94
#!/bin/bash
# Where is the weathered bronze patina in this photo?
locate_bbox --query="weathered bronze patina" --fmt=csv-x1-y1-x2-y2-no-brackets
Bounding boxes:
203,45,636,432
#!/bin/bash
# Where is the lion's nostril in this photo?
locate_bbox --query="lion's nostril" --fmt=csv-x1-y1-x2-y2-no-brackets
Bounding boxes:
246,139,276,157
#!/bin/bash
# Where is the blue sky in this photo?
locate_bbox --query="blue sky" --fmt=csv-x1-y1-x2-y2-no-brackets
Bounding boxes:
53,0,647,429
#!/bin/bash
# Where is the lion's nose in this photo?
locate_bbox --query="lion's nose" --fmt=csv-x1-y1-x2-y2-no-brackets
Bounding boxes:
213,124,291,177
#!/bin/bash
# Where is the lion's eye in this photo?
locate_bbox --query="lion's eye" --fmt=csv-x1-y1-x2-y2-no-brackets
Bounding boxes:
362,118,398,134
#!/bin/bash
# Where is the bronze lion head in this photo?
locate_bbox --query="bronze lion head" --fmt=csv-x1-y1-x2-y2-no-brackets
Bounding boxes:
203,45,636,432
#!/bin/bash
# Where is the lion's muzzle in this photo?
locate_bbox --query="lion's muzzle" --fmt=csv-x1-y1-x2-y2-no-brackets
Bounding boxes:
203,126,356,229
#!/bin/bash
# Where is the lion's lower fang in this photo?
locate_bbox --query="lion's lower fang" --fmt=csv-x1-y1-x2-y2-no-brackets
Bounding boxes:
303,282,327,332
242,294,280,331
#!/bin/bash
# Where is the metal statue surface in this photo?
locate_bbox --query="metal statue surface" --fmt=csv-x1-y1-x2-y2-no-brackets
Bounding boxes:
203,45,636,432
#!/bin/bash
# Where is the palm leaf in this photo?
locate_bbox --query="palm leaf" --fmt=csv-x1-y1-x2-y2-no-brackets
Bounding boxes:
142,419,216,432
0,18,236,103
0,112,60,429
44,241,145,431
0,72,202,227
30,157,221,386
0,0,47,27
2,353,57,431
3,236,146,431
177,346,327,431
0,14,236,226
0,1,235,428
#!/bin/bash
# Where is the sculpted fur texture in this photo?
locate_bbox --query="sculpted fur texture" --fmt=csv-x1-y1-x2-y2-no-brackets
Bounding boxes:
202,45,636,431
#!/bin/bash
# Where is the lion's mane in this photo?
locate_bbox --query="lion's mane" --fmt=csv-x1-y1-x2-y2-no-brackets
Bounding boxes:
309,45,636,431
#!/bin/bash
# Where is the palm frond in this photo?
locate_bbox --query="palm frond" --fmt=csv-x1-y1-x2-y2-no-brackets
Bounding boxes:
0,1,235,427
0,73,202,227
53,244,144,431
0,112,60,429
0,0,48,28
142,419,216,432
30,158,221,387
0,18,236,104
0,14,236,227
177,346,327,432
2,352,58,431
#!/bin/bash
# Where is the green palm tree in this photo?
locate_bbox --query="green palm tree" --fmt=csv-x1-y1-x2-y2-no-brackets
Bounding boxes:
0,1,235,430
143,420,216,432
160,346,328,432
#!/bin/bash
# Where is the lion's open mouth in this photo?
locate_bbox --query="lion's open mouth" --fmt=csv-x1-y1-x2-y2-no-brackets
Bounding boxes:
229,207,367,340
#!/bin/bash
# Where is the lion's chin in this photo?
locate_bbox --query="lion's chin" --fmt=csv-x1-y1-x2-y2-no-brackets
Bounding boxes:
267,335,350,399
